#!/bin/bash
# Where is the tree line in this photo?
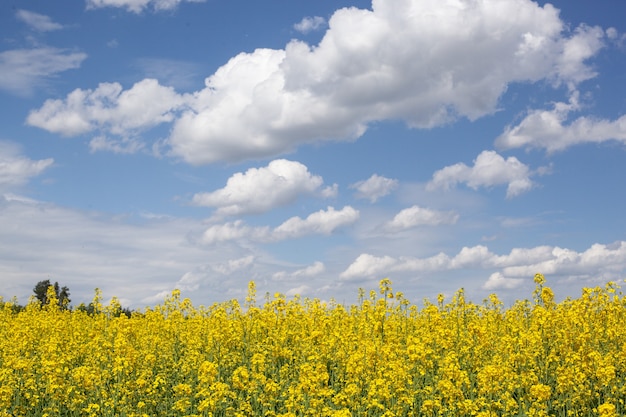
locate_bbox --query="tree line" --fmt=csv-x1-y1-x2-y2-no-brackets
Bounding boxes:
1,280,132,317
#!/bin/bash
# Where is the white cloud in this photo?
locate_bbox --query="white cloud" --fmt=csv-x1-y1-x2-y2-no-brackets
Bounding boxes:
450,245,496,269
492,246,555,267
274,261,325,281
201,221,269,245
168,256,255,297
16,10,63,32
340,242,626,288
0,141,54,191
501,242,626,278
496,92,626,152
86,0,205,13
340,253,398,280
427,150,535,198
553,25,606,88
320,183,339,198
606,27,619,40
201,206,358,244
27,79,186,137
273,206,359,239
134,58,202,90
166,0,605,164
293,16,326,34
89,136,145,154
212,255,255,275
0,48,87,97
385,205,458,232
173,270,203,292
169,48,304,164
0,197,245,307
483,272,523,290
351,174,398,203
29,0,608,164
293,261,325,277
398,253,451,274
192,159,336,217
286,285,312,297
2,192,624,307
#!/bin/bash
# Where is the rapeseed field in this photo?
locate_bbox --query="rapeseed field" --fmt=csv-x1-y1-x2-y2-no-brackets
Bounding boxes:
1,274,624,416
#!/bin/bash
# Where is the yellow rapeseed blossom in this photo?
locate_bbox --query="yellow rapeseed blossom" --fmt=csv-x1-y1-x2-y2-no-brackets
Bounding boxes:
598,402,617,417
1,277,626,416
534,273,546,285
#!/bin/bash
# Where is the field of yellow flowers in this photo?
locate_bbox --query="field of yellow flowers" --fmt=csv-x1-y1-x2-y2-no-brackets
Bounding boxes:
1,274,625,417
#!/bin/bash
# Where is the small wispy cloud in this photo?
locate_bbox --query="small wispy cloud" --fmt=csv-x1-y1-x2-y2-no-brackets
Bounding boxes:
0,48,86,97
273,261,325,282
16,10,63,32
0,141,54,191
385,205,458,233
86,0,206,14
133,57,202,90
293,16,326,34
350,174,398,203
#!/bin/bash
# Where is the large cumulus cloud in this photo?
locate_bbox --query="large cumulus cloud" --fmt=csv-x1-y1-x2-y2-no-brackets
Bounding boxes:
27,0,607,164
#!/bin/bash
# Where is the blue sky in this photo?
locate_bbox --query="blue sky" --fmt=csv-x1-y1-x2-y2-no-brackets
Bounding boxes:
1,0,625,308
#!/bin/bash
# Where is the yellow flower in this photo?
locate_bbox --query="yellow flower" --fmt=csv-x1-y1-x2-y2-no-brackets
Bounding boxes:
530,383,552,402
534,273,546,285
540,286,554,305
2,277,626,417
598,402,617,417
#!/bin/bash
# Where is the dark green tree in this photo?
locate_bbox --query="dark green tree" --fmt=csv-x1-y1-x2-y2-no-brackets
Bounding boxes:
33,279,71,308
